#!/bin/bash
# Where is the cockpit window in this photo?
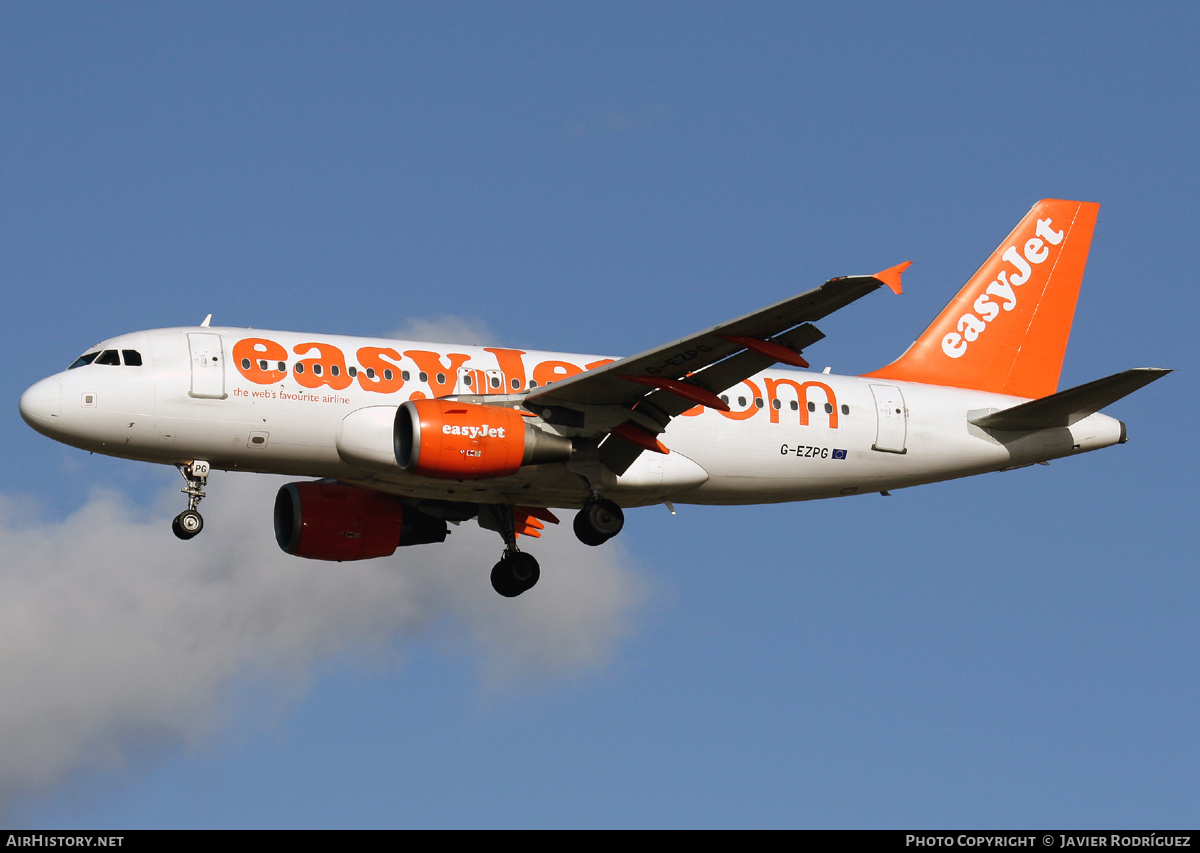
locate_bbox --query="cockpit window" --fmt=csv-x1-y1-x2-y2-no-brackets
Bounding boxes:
95,350,120,366
122,350,143,366
68,352,100,369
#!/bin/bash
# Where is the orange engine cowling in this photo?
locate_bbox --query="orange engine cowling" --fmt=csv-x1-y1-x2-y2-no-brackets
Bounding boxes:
274,481,448,561
395,399,572,480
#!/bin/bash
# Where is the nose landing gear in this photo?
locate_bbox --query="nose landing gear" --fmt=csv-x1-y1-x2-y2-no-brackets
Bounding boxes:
172,460,210,540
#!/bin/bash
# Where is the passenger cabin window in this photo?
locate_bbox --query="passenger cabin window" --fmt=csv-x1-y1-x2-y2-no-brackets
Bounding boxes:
95,350,120,366
69,352,100,369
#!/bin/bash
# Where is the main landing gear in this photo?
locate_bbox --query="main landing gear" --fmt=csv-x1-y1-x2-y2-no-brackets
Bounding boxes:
172,460,210,540
491,549,541,598
481,496,625,598
480,504,542,597
573,497,624,546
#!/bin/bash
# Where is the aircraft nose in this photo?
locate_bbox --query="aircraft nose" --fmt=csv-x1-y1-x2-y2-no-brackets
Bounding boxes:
19,376,62,433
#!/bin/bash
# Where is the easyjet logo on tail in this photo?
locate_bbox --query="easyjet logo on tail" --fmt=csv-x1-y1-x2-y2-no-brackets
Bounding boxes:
941,217,1064,359
863,199,1099,400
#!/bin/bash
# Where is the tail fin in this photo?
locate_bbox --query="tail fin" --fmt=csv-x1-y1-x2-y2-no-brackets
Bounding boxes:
864,199,1100,399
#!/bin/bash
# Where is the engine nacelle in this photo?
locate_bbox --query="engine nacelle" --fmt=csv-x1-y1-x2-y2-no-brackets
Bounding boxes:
394,399,572,480
274,480,448,561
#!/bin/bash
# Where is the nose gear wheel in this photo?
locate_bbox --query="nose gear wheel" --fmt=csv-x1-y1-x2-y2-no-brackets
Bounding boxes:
172,461,210,541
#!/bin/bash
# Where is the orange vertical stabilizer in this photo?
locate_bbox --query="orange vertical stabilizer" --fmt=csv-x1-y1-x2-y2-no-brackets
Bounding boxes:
864,199,1100,400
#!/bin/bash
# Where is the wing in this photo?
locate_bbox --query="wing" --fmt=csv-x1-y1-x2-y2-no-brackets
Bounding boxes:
523,263,910,474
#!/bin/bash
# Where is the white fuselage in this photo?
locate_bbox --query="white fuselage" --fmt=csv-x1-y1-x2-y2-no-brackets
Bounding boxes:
19,326,1125,509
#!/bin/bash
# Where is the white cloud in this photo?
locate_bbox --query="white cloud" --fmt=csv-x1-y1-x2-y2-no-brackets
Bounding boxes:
389,315,496,346
0,473,644,807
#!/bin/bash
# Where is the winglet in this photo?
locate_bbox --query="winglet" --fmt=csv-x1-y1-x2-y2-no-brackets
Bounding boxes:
874,261,911,295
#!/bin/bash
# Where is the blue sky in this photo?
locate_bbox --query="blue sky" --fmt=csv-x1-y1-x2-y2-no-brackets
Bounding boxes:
1,3,1196,828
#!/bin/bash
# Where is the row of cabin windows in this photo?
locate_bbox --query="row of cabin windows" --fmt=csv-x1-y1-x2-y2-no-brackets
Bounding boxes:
65,350,839,408
237,359,548,390
718,393,849,416
69,350,143,369
237,359,406,381
460,374,512,390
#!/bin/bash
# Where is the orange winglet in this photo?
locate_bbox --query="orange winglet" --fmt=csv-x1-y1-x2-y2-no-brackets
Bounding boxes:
874,261,911,295
718,335,810,368
611,422,669,454
620,375,730,411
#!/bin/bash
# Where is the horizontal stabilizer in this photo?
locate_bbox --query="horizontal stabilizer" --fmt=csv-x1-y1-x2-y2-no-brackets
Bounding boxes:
968,368,1171,431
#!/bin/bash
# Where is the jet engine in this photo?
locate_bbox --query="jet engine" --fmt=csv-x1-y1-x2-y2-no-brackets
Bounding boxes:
274,480,447,561
394,399,572,480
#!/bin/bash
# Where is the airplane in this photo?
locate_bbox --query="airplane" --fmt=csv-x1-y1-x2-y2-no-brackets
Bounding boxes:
19,200,1170,597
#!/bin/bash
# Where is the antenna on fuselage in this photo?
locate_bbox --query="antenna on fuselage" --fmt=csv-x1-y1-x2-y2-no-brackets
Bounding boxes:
200,314,212,327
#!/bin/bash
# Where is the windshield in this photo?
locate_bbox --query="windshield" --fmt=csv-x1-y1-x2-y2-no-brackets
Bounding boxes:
68,352,100,369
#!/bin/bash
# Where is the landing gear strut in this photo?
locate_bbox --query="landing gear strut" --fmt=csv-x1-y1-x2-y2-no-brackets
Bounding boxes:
172,460,210,540
573,497,624,546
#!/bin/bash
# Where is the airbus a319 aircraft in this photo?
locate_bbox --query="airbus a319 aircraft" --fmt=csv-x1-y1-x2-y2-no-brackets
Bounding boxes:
20,200,1169,596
